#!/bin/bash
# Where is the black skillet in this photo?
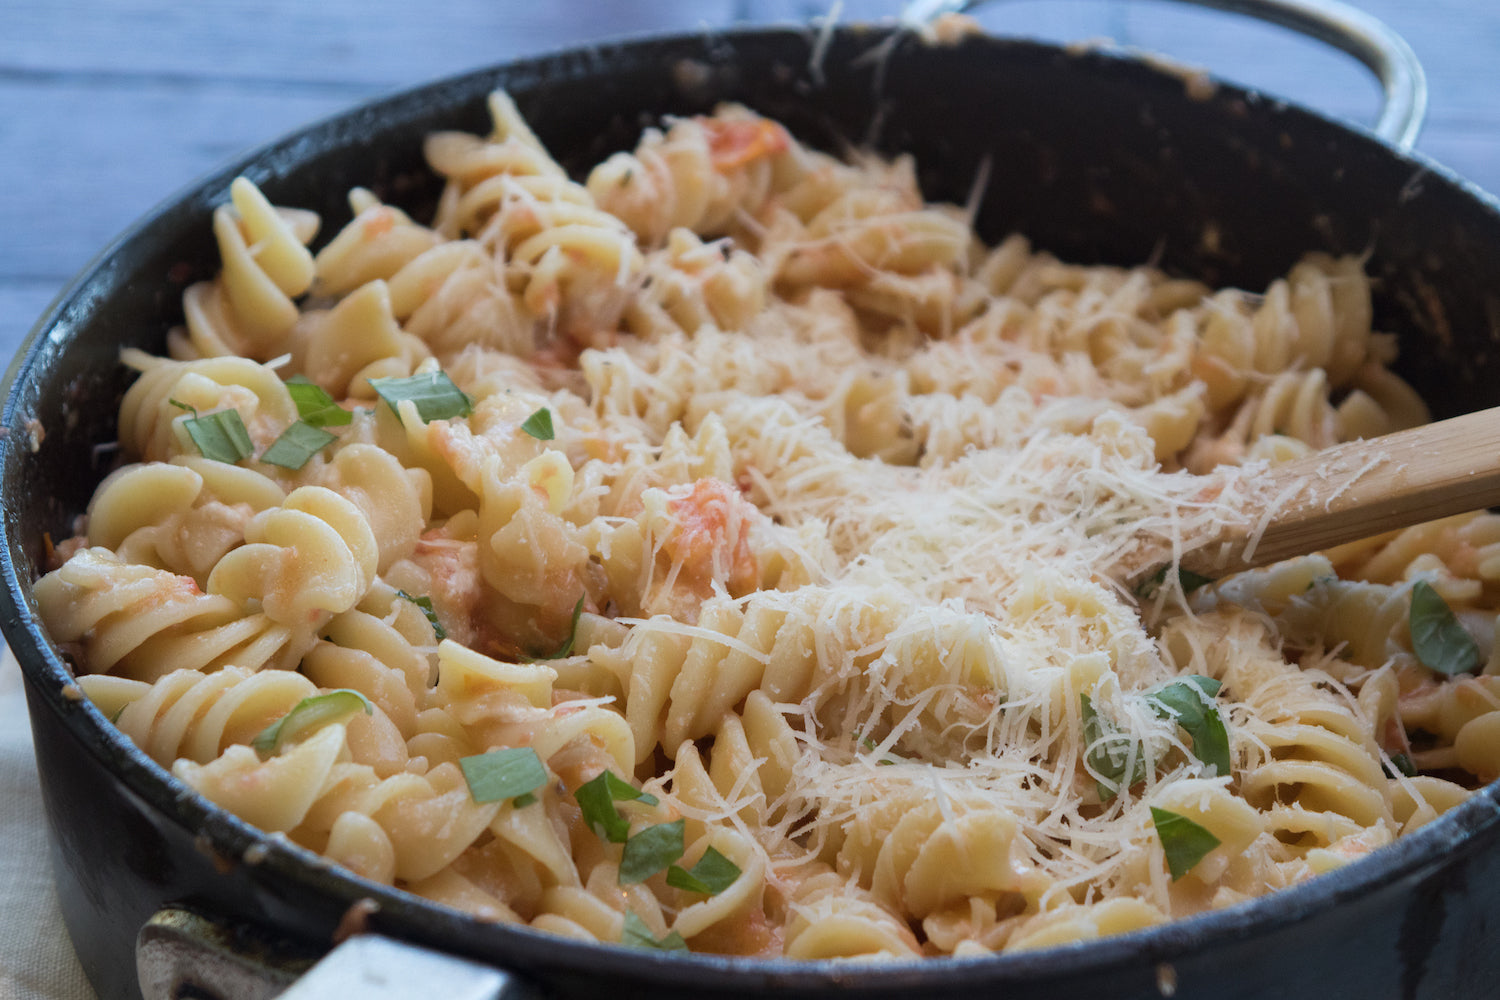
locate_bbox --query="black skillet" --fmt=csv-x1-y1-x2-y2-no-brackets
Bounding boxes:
5,0,1500,998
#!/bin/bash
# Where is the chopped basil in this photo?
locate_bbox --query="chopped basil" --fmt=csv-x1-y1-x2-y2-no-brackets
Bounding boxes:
1081,692,1148,801
621,911,688,952
251,689,373,759
575,770,659,844
368,371,473,423
859,733,900,766
535,595,586,659
396,589,447,641
1151,806,1221,880
181,408,254,464
512,791,539,808
619,818,685,885
168,399,195,413
260,420,337,470
520,407,555,441
1409,580,1480,676
459,747,548,804
1148,675,1231,778
1135,566,1215,601
1387,752,1417,778
666,846,741,895
286,376,353,427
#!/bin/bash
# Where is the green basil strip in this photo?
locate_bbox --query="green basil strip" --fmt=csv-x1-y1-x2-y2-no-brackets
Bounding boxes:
1148,675,1231,778
619,818,685,885
260,420,338,470
665,846,742,895
621,911,688,952
251,689,373,759
859,733,900,766
512,791,539,809
1410,580,1481,676
460,747,548,804
286,376,353,427
182,409,254,464
1151,806,1221,880
575,770,659,844
368,371,473,423
535,595,586,660
1081,692,1148,801
396,589,447,641
1135,566,1215,600
520,406,555,441
1387,752,1417,778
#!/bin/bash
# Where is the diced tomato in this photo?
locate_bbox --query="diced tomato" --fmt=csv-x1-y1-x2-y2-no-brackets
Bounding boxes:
704,119,790,172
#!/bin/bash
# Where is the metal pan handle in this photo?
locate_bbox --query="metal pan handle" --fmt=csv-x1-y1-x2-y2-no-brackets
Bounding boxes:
901,0,1428,150
137,907,540,1000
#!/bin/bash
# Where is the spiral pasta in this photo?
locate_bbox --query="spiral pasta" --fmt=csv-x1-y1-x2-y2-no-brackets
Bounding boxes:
37,94,1494,963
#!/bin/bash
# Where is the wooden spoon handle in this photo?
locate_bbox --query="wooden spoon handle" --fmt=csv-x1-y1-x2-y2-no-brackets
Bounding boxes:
1177,405,1500,578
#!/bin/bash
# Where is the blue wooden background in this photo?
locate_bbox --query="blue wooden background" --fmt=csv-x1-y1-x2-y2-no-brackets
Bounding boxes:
2,0,1497,360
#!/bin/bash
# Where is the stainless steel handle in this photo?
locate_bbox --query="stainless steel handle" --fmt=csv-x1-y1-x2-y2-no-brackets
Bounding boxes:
137,907,539,1000
901,0,1428,150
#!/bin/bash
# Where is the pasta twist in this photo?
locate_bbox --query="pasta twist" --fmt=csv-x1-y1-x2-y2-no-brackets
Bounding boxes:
427,91,641,342
78,665,318,766
1191,253,1375,413
385,241,533,357
117,350,298,463
36,547,306,680
586,104,798,247
781,869,922,960
623,228,768,340
286,279,432,399
311,188,445,298
207,485,380,628
169,177,318,362
86,456,285,584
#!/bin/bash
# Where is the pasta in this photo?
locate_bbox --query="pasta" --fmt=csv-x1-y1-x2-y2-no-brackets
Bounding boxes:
37,94,1496,962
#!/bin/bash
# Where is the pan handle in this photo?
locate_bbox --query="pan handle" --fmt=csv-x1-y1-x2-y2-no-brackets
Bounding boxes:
901,0,1428,150
137,906,541,1000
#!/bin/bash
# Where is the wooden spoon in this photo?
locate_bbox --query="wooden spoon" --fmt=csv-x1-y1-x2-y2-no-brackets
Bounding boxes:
1159,405,1500,581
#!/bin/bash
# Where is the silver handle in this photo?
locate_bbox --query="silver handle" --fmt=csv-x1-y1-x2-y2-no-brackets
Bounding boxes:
137,907,539,1000
901,0,1428,150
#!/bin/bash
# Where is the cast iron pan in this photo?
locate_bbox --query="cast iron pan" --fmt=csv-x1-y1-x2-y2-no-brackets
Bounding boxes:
5,3,1500,999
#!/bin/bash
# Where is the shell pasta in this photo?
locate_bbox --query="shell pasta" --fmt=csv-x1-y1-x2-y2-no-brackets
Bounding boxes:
40,94,1498,960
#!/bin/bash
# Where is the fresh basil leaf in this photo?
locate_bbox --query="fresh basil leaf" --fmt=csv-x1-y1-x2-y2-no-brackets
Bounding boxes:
251,689,373,759
1148,675,1231,778
859,733,900,766
621,911,688,952
665,846,741,895
460,747,548,804
368,371,473,423
1386,752,1417,778
575,770,659,843
182,409,254,464
619,818,685,885
260,420,338,470
520,407,555,441
396,589,447,641
1135,566,1215,600
1151,806,1221,880
1410,580,1480,676
1081,692,1148,801
535,595,586,659
286,377,353,427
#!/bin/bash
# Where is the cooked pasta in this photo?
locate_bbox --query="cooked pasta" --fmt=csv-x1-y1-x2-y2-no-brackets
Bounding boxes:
39,95,1494,961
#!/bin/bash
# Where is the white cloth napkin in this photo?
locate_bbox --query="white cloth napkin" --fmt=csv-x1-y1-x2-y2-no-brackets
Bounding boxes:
0,649,100,1000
